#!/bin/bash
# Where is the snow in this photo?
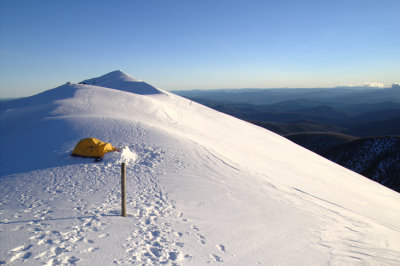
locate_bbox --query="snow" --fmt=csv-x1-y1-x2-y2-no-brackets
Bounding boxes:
1,71,400,265
115,147,137,165
80,70,163,95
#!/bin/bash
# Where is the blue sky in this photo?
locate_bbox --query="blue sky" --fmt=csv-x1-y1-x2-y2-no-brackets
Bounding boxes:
1,0,399,97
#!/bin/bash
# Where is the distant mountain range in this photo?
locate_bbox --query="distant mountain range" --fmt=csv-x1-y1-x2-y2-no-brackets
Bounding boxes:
174,86,400,106
174,86,400,192
182,97,400,137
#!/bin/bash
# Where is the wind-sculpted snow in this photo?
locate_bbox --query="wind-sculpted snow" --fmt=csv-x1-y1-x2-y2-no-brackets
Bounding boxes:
1,71,400,265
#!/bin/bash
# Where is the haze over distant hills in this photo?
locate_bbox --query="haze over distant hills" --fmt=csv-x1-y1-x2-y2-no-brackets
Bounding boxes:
174,85,400,106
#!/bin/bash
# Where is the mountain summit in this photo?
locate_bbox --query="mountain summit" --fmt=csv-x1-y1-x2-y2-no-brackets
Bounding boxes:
82,70,140,84
81,70,164,95
0,72,399,265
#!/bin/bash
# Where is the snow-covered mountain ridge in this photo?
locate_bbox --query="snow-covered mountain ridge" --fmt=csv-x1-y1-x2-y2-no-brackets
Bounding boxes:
1,71,399,265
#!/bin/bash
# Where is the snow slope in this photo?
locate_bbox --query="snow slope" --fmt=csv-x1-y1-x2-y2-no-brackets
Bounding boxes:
1,71,399,265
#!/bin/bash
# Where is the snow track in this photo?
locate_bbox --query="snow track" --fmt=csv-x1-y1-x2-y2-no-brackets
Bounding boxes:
116,146,186,264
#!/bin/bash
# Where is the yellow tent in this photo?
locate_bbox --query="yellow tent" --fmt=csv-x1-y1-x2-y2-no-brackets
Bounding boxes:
71,138,117,158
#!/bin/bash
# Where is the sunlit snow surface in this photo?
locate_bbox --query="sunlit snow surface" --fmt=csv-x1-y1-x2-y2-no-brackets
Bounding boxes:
1,71,399,265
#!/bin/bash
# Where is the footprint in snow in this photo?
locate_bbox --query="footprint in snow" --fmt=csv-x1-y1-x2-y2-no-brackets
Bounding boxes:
210,253,223,262
191,225,199,231
217,244,226,252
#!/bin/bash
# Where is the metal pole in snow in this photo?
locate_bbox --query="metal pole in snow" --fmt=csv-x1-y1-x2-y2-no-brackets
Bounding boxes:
121,162,127,217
